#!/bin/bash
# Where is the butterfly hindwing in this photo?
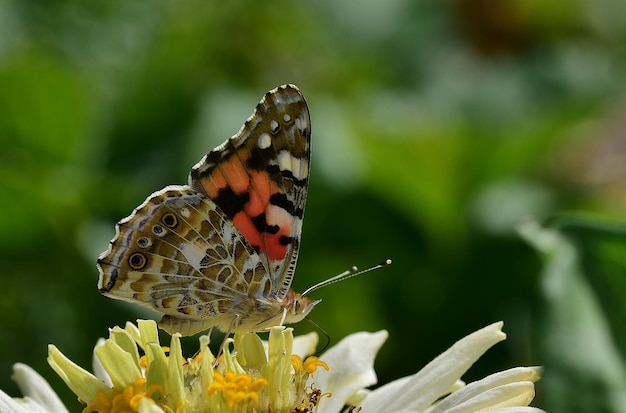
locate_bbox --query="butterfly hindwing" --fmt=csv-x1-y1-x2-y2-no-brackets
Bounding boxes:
97,186,275,332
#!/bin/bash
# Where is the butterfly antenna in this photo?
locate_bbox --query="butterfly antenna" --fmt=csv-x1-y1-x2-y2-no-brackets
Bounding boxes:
301,258,392,296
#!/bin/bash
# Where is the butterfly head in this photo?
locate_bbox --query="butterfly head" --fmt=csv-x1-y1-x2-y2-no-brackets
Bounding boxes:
282,289,321,324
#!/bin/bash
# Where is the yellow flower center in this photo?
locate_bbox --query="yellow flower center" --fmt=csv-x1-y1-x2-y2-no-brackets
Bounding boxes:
207,371,268,407
83,378,163,413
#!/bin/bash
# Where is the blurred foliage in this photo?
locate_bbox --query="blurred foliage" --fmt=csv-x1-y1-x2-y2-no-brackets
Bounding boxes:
1,0,626,411
520,217,626,412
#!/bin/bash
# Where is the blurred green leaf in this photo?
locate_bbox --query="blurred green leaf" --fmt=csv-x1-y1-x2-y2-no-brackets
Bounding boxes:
0,51,94,247
519,219,626,413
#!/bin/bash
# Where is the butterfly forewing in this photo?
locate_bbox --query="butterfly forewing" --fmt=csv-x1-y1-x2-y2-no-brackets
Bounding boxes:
189,85,311,299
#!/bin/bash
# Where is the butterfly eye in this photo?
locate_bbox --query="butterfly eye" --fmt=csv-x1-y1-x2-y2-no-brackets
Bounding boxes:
161,213,178,228
128,252,147,270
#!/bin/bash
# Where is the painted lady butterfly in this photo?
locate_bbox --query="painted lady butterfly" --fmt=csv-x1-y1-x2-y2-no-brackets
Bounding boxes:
97,84,316,336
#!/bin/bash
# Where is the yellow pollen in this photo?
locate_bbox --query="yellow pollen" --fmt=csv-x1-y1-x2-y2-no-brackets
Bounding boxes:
291,355,303,371
291,355,329,378
303,356,329,376
82,378,164,413
207,371,268,407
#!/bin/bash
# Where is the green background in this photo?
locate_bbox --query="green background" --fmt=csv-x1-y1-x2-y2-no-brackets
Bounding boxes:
2,1,626,411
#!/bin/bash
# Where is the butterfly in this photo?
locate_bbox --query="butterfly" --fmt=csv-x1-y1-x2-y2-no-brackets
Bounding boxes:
96,84,318,336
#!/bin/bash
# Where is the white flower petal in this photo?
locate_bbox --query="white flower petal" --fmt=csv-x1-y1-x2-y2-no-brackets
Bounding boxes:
11,364,68,413
91,338,112,386
436,382,536,413
346,388,372,406
429,367,542,412
292,331,319,357
359,322,506,413
0,389,39,413
15,398,53,413
315,330,388,413
486,407,546,413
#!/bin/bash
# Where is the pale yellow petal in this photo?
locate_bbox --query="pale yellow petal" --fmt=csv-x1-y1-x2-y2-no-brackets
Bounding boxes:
47,345,110,405
94,340,143,389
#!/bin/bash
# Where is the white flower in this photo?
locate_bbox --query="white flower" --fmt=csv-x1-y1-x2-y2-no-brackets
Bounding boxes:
313,321,545,413
0,363,68,413
43,320,543,412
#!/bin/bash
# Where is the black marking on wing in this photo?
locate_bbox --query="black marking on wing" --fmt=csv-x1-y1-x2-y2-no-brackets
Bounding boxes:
213,186,250,219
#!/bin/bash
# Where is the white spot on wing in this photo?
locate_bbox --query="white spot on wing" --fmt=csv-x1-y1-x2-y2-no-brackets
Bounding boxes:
180,243,206,271
267,204,292,230
295,115,308,132
277,150,308,180
270,119,279,133
258,132,272,149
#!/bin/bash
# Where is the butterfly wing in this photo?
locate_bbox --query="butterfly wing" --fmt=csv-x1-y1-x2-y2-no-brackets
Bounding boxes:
97,185,272,335
97,85,311,335
189,84,311,300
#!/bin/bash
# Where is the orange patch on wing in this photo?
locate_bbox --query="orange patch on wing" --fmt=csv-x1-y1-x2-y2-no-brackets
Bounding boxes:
242,172,292,260
221,152,251,193
201,151,251,198
245,171,273,217
264,232,289,261
232,212,263,253
211,161,293,262
202,168,226,198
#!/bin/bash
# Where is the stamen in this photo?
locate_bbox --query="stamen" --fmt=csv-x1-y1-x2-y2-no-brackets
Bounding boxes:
291,354,330,401
291,355,329,378
303,356,329,377
293,386,331,412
